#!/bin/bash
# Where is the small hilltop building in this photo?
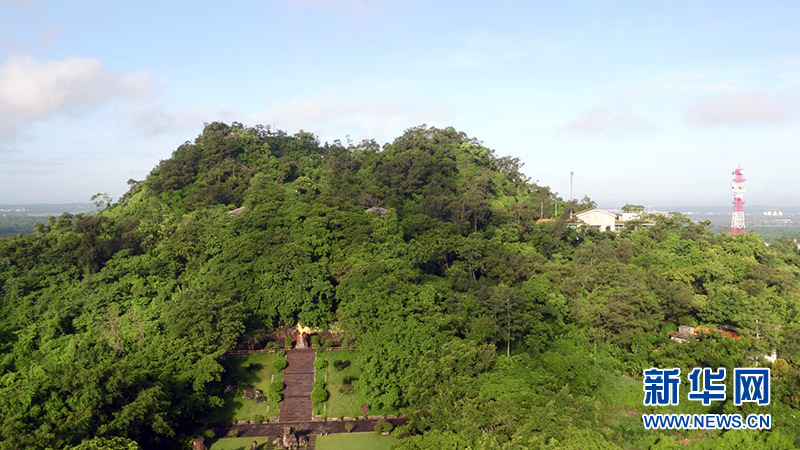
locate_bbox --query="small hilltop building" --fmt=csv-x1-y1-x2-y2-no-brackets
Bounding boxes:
574,208,659,232
574,209,617,232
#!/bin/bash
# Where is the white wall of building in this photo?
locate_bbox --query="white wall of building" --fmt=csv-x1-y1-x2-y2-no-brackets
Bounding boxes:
576,209,616,232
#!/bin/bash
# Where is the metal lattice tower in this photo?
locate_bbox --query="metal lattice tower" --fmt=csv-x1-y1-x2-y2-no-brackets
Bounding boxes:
730,166,746,235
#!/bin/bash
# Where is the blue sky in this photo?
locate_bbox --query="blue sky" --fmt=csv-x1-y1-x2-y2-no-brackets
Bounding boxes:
1,1,799,207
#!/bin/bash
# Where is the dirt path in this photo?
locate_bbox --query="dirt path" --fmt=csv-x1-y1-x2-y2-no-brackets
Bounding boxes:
279,349,315,422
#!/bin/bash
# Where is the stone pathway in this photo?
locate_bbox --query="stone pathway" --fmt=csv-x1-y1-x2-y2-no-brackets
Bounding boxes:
215,418,406,438
279,348,315,422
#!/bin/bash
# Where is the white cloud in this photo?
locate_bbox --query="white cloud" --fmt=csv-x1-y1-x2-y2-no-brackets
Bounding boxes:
0,55,160,125
687,90,794,126
257,93,452,143
122,104,222,136
0,119,17,141
565,106,655,136
779,59,800,86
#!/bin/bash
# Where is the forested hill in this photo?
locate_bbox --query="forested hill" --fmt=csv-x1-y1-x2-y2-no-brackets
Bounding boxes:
2,122,800,449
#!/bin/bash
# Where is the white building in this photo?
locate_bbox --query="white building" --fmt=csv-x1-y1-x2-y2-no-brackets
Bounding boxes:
617,212,642,222
575,209,616,232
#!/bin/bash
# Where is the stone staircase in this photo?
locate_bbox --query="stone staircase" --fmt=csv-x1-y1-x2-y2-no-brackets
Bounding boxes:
279,349,315,422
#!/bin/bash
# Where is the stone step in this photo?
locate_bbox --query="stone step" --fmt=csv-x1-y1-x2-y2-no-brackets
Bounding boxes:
306,435,317,450
279,349,317,422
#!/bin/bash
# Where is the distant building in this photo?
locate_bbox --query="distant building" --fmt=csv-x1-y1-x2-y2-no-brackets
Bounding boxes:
575,208,657,233
228,206,245,215
667,325,697,343
574,209,617,232
617,212,642,222
365,206,388,218
668,325,740,344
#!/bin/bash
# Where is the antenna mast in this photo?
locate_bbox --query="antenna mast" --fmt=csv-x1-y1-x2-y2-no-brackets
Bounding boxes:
730,166,746,235
569,167,574,202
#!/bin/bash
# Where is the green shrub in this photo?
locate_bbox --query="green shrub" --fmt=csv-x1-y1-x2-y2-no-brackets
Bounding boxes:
273,358,287,371
311,335,320,348
312,379,325,390
284,336,292,349
228,427,239,438
342,375,358,385
270,381,285,393
344,422,355,433
311,386,329,404
332,359,351,371
339,384,354,395
373,419,393,433
268,390,282,404
314,357,328,370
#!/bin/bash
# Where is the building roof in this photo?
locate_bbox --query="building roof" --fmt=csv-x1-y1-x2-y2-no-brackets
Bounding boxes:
365,206,388,217
575,208,616,218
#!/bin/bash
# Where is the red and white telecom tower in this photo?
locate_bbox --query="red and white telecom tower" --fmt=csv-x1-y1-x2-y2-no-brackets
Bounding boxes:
730,166,746,235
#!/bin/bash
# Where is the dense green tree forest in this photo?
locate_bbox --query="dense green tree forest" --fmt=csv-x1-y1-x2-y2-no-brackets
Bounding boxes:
2,122,799,449
0,216,39,238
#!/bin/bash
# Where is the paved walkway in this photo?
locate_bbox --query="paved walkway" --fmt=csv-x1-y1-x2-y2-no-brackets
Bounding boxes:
215,418,407,438
279,349,316,422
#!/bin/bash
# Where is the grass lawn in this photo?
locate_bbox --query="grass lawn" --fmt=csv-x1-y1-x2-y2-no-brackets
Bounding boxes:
316,432,395,450
318,350,399,418
207,437,270,450
206,352,285,423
